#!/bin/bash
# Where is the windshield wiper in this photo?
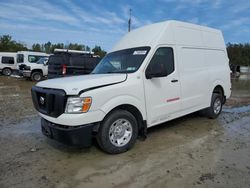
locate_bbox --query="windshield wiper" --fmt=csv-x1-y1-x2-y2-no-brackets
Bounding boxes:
106,71,125,74
106,70,132,74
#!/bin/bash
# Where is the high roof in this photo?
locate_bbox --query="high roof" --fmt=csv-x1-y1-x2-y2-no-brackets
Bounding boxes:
111,20,225,52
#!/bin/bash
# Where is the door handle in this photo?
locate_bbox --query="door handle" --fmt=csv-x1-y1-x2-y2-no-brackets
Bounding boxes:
171,79,178,83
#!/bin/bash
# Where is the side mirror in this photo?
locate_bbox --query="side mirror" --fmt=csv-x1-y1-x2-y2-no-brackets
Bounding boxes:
146,63,168,79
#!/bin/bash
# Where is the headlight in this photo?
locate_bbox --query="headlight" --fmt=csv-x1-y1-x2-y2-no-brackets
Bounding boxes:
65,97,92,114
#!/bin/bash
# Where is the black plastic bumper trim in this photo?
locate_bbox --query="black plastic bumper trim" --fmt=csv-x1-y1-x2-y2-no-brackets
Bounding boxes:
41,118,96,147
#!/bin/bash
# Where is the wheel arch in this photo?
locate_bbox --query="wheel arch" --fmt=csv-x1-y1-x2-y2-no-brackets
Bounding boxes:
212,84,226,104
100,95,146,119
98,96,147,138
2,67,12,73
105,104,146,138
31,69,43,75
2,67,12,70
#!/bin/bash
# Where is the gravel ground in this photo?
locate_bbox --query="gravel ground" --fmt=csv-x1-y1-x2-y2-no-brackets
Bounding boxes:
0,75,250,188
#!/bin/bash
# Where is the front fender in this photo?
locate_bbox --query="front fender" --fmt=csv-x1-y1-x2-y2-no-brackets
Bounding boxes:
100,95,146,120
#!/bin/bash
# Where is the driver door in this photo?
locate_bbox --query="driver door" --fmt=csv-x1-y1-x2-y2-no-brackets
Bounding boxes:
143,47,181,127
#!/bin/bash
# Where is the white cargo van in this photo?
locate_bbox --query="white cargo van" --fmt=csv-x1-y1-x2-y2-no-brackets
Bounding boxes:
0,52,17,76
31,20,231,154
17,51,50,81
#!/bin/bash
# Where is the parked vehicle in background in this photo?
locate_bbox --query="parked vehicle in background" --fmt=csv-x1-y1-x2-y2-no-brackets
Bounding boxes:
0,52,17,76
22,57,49,81
18,51,50,81
31,20,231,154
240,66,250,74
48,49,100,79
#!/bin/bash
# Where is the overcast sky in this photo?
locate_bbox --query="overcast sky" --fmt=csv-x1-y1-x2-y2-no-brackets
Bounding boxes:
0,0,249,51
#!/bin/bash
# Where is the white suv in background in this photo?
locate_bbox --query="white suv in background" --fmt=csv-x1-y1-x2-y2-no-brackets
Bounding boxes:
0,52,17,76
18,51,50,81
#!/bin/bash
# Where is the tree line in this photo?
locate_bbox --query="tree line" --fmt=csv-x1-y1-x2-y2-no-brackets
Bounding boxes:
227,43,250,66
0,35,107,57
0,35,250,65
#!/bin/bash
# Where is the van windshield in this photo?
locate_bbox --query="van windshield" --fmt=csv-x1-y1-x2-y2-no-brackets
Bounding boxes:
92,46,150,74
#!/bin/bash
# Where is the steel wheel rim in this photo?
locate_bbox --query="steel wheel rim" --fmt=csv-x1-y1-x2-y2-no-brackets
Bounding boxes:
213,98,222,114
4,69,11,75
109,118,133,147
34,74,41,81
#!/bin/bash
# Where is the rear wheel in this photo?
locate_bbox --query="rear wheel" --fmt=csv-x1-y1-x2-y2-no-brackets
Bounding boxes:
2,68,12,76
97,110,138,154
204,93,223,119
31,72,42,81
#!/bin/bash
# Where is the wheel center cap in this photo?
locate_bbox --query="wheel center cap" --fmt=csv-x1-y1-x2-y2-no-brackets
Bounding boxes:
114,126,125,137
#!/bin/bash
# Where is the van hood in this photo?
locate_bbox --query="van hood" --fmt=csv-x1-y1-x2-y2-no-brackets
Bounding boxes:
36,74,127,95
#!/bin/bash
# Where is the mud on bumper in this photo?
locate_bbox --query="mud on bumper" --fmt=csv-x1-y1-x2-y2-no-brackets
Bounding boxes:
41,118,96,147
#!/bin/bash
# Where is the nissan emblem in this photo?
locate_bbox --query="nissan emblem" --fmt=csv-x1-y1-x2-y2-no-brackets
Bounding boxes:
40,96,45,105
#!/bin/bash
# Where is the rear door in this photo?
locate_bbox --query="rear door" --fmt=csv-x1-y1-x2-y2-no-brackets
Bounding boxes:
48,54,68,78
143,46,181,127
69,55,86,75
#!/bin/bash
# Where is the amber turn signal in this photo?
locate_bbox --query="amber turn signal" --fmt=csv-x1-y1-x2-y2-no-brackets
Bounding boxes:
82,97,92,112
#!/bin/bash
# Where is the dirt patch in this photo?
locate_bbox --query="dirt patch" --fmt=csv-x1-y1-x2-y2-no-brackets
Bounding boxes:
199,173,216,182
226,97,250,107
0,76,36,125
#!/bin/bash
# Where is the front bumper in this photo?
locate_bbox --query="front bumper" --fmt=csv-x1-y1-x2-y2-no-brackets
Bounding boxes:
41,118,96,147
22,70,31,77
39,109,106,126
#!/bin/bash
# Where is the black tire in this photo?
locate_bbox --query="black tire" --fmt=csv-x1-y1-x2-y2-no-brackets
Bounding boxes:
204,93,223,119
31,72,42,81
97,110,138,154
2,68,12,76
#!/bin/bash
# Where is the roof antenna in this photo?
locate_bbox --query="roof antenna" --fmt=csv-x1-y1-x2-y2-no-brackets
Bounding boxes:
128,8,132,32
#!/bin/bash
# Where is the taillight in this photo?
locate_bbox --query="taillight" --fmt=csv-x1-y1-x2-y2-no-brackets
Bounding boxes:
62,64,67,75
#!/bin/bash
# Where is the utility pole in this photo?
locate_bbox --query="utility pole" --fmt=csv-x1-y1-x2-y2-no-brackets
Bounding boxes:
128,8,132,32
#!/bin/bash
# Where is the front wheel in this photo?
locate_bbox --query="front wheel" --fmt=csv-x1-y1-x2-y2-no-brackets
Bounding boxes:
204,93,223,119
97,110,138,154
31,72,42,81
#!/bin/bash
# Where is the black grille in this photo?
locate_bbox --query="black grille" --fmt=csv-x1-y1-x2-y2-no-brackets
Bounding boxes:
31,86,66,118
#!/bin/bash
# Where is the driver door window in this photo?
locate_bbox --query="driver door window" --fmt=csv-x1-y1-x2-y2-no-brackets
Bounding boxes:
146,47,174,77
